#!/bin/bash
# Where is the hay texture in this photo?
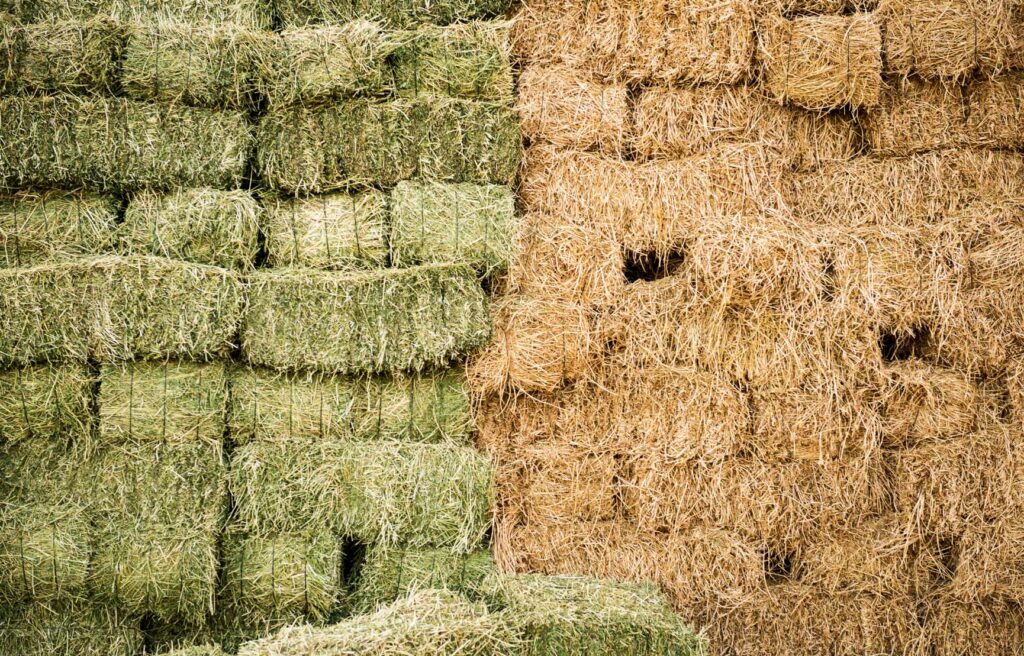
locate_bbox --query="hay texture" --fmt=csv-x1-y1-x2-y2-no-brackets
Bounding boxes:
0,95,253,192
876,360,981,447
9,0,270,26
274,0,513,29
0,600,143,656
241,263,490,374
0,500,91,604
967,74,1024,148
257,95,520,193
757,13,882,111
120,188,261,270
0,364,93,443
0,189,118,267
0,17,122,95
351,546,494,612
952,520,1024,604
229,366,471,444
922,596,1024,656
863,80,967,156
393,21,512,101
390,180,515,275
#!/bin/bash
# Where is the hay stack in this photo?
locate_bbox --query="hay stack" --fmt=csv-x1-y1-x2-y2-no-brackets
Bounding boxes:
241,263,490,374
0,364,94,442
273,0,513,29
0,17,122,95
120,188,261,270
228,366,472,444
0,189,118,267
11,0,272,28
952,520,1024,604
922,596,1024,656
351,546,494,612
876,361,980,447
757,13,882,111
390,180,515,275
393,21,513,101
514,444,619,522
967,74,1024,148
256,95,520,193
0,599,143,656
863,79,968,155
0,501,91,604
0,95,253,192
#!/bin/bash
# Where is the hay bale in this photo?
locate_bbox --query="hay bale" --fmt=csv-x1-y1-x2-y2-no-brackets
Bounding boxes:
876,361,980,448
0,599,143,656
481,573,705,656
632,84,859,169
757,13,882,111
123,21,267,110
393,21,513,101
258,21,396,109
351,545,494,613
229,440,492,552
12,0,272,28
390,180,515,275
274,0,512,29
0,501,90,604
516,444,618,522
263,190,388,270
0,189,118,267
0,17,122,95
159,647,226,656
238,589,520,656
242,263,489,374
516,64,630,154
228,366,472,444
922,596,1024,656
256,95,520,193
0,364,93,443
967,74,1024,148
0,95,253,192
881,0,1020,79
863,79,968,156
120,188,261,270
952,520,1024,604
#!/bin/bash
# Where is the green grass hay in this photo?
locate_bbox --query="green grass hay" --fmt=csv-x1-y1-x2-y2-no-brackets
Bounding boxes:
8,0,272,29
390,180,514,275
229,366,471,444
0,189,119,267
120,188,261,270
0,17,122,95
0,599,143,656
392,21,512,101
241,263,490,374
0,261,94,363
0,364,94,443
0,501,91,604
0,95,253,192
351,546,494,613
262,190,388,270
274,0,513,29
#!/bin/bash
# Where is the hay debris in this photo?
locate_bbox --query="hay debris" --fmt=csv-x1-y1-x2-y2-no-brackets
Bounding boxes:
393,21,513,101
351,546,494,613
967,74,1024,148
274,0,513,29
0,188,119,267
120,188,261,270
0,364,94,443
922,596,1024,656
390,180,515,276
0,599,144,656
0,17,122,95
241,263,490,375
952,519,1024,605
0,501,90,604
229,366,472,445
863,79,968,156
757,13,882,111
876,360,980,448
11,0,272,28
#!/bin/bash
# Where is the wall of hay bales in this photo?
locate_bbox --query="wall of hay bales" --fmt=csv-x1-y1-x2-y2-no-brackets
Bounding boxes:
475,0,1024,655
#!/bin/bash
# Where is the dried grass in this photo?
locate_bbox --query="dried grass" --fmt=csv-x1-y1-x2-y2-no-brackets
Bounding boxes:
351,546,494,613
12,0,272,28
0,17,122,95
921,596,1024,656
863,79,967,156
0,364,93,443
273,0,513,29
0,189,118,267
514,444,619,522
876,360,980,448
967,74,1024,148
0,500,91,604
0,599,143,656
952,519,1024,605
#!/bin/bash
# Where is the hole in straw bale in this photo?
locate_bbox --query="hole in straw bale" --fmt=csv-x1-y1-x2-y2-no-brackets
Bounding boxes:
622,246,686,283
342,538,368,589
879,325,932,362
763,547,797,583
934,537,960,583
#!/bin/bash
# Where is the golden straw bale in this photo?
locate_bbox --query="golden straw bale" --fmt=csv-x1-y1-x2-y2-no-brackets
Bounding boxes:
751,0,878,13
660,0,756,85
516,64,629,154
876,361,980,448
758,13,882,111
881,0,1020,80
922,596,1024,656
517,444,619,522
967,74,1024,148
863,79,967,156
952,519,1024,605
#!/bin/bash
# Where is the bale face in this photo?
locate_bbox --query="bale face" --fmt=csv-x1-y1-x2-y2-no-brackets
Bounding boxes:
241,264,490,375
863,79,968,156
11,0,272,29
393,21,513,101
0,189,118,267
120,188,261,270
967,74,1024,148
0,501,91,604
516,444,619,522
876,361,980,448
390,180,515,275
922,597,1024,656
952,520,1024,605
351,546,494,613
0,364,94,443
273,0,513,29
1,17,122,95
0,599,144,656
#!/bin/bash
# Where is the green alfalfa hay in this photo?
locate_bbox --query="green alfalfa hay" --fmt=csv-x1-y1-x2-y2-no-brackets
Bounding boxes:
241,263,490,375
0,95,253,192
236,589,521,656
0,188,119,267
351,545,495,613
10,0,272,29
390,180,514,276
262,190,388,270
155,647,226,656
258,20,396,109
228,440,493,552
0,599,143,656
392,21,512,102
122,20,269,111
0,500,91,605
479,573,706,656
0,16,123,95
229,366,472,445
120,188,261,270
0,364,94,443
256,94,520,194
274,0,513,29
86,437,226,625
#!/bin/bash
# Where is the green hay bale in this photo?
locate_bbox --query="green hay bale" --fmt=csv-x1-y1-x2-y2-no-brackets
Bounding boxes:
274,0,512,29
0,599,144,656
11,0,272,29
389,180,514,276
481,574,706,656
122,21,267,111
237,589,520,656
258,21,396,109
0,189,119,267
229,366,472,444
99,360,227,444
157,646,226,656
120,188,261,270
392,21,512,101
256,95,519,194
145,623,222,656
87,438,225,624
0,17,123,95
0,95,253,192
241,263,490,374
228,440,493,552
262,190,388,270
0,364,94,442
0,501,90,604
351,546,494,613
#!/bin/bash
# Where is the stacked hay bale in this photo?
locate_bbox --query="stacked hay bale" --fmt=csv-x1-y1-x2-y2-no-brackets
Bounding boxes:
477,0,1024,654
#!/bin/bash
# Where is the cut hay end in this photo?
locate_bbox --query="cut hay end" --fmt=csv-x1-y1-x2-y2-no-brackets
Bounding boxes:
863,79,968,156
967,74,1024,149
1,17,123,95
0,188,119,268
0,599,144,656
0,363,94,443
241,263,490,375
514,444,620,523
273,0,513,29
876,360,981,448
